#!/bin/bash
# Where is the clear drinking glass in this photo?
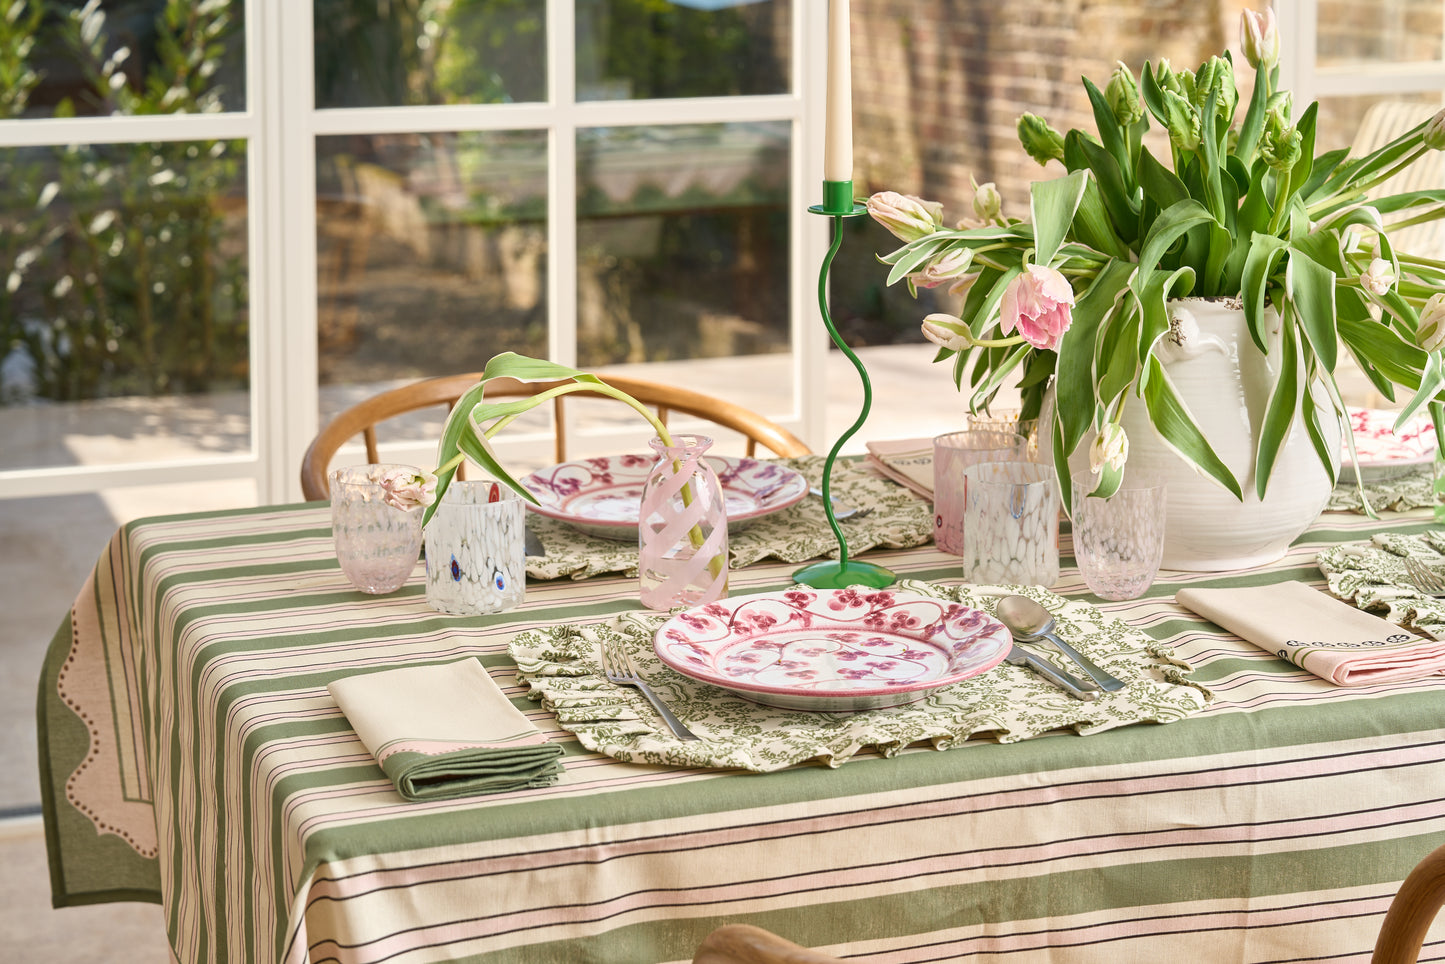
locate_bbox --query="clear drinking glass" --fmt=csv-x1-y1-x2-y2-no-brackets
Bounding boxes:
961,461,1060,587
932,430,1029,556
330,464,425,594
1071,473,1168,600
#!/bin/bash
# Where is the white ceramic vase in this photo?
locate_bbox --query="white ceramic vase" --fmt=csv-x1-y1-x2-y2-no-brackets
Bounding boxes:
1112,298,1340,571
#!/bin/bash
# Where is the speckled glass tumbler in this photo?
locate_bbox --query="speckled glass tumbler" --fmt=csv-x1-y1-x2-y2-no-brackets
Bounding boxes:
932,430,1028,555
330,464,425,594
1071,474,1168,600
961,461,1060,587
423,480,526,615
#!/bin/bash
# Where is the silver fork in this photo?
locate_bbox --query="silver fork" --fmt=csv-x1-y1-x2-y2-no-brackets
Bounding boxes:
1404,557,1445,597
599,639,699,741
808,487,874,521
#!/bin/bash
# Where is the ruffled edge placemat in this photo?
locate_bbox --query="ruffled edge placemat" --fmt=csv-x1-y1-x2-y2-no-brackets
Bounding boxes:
1317,530,1445,639
525,455,932,580
1326,468,1433,513
509,580,1212,773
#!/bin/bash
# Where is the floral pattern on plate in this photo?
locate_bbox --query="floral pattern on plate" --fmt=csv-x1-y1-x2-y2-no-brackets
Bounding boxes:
653,587,1012,711
523,454,808,540
509,580,1213,772
1340,407,1436,482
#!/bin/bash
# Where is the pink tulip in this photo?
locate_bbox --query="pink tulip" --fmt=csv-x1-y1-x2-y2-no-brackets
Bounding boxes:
1000,265,1075,350
866,191,944,242
377,467,438,510
909,248,974,289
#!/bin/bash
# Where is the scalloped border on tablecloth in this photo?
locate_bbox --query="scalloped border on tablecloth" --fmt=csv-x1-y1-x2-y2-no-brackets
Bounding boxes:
523,455,932,581
509,580,1212,772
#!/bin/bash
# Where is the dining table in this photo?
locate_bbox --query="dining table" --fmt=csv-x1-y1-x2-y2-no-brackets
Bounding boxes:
35,464,1445,964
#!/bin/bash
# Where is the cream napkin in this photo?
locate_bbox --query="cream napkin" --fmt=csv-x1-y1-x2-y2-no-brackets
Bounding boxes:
1176,582,1445,686
864,438,934,498
328,658,563,800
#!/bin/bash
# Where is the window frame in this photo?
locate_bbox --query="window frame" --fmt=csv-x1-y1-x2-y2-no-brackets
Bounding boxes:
0,0,830,503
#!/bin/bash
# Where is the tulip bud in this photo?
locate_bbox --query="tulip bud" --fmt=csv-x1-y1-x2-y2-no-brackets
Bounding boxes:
1360,258,1395,297
1153,59,1181,96
910,247,975,289
1240,8,1280,70
1195,55,1237,122
1261,109,1301,171
971,180,1002,222
1419,294,1445,353
1424,109,1445,151
1106,62,1143,127
1162,89,1202,153
1089,423,1129,475
866,191,944,243
921,314,974,352
1017,113,1067,165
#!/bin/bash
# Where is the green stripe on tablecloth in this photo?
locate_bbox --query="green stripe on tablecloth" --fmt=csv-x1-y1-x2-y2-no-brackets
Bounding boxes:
298,685,1445,866
433,830,1445,963
36,613,163,908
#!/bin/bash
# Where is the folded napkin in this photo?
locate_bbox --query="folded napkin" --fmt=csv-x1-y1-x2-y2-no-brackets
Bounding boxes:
328,658,564,800
1176,582,1445,686
864,438,934,498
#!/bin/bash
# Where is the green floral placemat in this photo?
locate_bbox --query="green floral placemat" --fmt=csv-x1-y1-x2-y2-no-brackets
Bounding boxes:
1325,469,1433,513
509,580,1212,773
1317,531,1445,639
525,455,932,581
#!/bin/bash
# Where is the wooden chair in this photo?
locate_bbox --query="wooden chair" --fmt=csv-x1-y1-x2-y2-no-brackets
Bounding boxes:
692,924,847,964
1373,842,1445,964
300,371,812,500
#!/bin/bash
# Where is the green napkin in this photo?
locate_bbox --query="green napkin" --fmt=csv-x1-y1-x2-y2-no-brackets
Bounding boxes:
328,658,563,801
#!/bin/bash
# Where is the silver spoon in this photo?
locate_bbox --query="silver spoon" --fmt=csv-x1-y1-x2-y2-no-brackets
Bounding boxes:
995,595,1126,692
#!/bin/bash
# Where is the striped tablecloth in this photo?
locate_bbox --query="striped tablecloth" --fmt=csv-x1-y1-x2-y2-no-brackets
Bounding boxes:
37,502,1445,964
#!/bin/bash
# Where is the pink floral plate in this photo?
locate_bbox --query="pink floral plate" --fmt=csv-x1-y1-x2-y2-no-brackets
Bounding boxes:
652,588,1012,712
522,454,808,541
1340,407,1436,482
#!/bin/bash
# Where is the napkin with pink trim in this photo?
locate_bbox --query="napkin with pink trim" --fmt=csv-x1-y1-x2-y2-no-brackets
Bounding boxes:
328,658,563,800
864,437,934,498
1176,582,1445,686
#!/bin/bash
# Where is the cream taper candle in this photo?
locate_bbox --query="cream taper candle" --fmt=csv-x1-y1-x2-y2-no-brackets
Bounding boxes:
823,0,853,182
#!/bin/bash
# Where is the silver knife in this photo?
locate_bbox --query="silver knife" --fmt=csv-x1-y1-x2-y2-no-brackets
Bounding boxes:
524,525,545,557
1005,645,1098,700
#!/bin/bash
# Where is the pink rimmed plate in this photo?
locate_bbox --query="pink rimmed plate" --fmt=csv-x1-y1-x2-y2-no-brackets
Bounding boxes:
652,588,1012,712
521,454,808,541
1340,407,1436,483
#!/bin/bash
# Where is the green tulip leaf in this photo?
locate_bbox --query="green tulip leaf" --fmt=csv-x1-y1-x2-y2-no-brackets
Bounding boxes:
1253,313,1301,499
1030,169,1089,266
1140,354,1243,499
1284,248,1338,372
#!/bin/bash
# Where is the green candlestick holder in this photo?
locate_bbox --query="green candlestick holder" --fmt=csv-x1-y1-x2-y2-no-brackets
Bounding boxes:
793,179,897,590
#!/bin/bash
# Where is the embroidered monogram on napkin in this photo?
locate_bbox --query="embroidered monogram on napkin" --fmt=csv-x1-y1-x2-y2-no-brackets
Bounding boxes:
1176,581,1445,686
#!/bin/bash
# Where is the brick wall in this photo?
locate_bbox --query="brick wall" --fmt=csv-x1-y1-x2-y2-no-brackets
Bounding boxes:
850,0,1262,220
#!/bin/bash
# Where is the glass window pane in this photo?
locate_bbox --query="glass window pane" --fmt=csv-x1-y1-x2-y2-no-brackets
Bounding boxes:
576,122,791,367
0,140,250,471
576,0,791,101
316,130,549,424
10,0,245,119
1317,0,1443,67
313,0,546,109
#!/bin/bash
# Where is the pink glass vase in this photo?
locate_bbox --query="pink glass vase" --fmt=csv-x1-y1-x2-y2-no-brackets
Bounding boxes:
638,434,728,611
